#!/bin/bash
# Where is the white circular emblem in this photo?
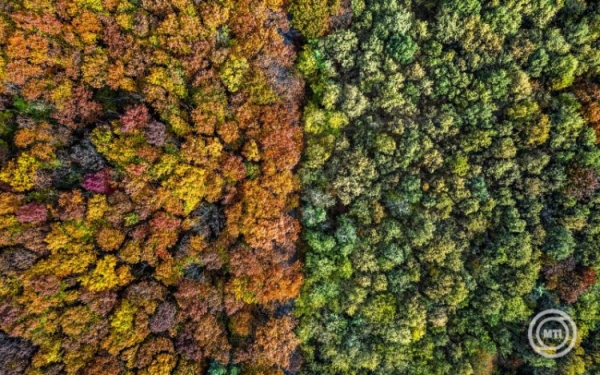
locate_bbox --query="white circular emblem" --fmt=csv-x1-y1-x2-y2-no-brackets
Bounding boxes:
528,309,577,358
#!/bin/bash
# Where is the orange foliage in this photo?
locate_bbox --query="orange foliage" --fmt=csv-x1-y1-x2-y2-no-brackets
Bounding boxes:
0,0,303,372
575,82,600,142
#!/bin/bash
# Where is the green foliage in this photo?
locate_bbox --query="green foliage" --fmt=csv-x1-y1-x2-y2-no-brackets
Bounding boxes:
386,34,418,64
551,54,579,90
544,225,576,260
220,56,249,93
208,361,240,375
296,0,600,373
12,96,52,119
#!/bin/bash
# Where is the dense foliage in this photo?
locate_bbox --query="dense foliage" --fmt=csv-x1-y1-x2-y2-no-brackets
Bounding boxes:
296,0,600,374
2,0,600,374
0,0,304,374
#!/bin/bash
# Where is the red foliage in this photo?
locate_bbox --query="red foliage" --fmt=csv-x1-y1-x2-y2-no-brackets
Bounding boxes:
82,168,115,194
175,280,223,320
16,202,48,224
544,257,598,304
26,274,61,296
120,105,151,133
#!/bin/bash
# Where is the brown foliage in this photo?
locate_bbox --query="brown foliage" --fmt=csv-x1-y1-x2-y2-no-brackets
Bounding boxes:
575,82,600,142
544,257,597,304
249,317,300,369
564,166,600,201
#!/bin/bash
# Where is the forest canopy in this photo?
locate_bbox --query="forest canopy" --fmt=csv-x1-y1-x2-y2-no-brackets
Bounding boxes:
0,0,303,374
295,0,600,374
1,0,600,374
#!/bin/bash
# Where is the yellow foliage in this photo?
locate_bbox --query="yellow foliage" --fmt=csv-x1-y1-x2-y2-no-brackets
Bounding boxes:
156,187,185,215
206,137,223,159
263,170,299,196
0,153,38,192
75,0,105,12
36,311,61,337
109,300,136,334
243,140,261,161
0,192,21,215
411,325,426,342
116,13,134,30
18,278,60,313
163,164,206,214
60,306,94,337
139,353,177,375
0,55,5,86
0,275,20,299
86,194,108,221
526,114,550,146
22,0,55,12
180,137,207,162
229,277,258,304
116,0,134,12
0,215,17,241
147,67,187,98
32,339,62,368
96,227,125,251
168,114,191,136
119,346,137,370
74,10,102,45
199,1,229,32
90,126,113,150
290,0,339,38
45,221,93,253
265,0,284,8
248,69,278,104
104,300,148,355
204,173,224,203
32,246,96,278
0,215,20,240
173,359,203,375
119,240,141,264
187,235,207,255
172,0,192,12
151,153,180,180
80,255,132,292
155,258,181,285
63,345,96,375
220,55,249,93
119,76,137,92
82,51,108,88
92,126,144,166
